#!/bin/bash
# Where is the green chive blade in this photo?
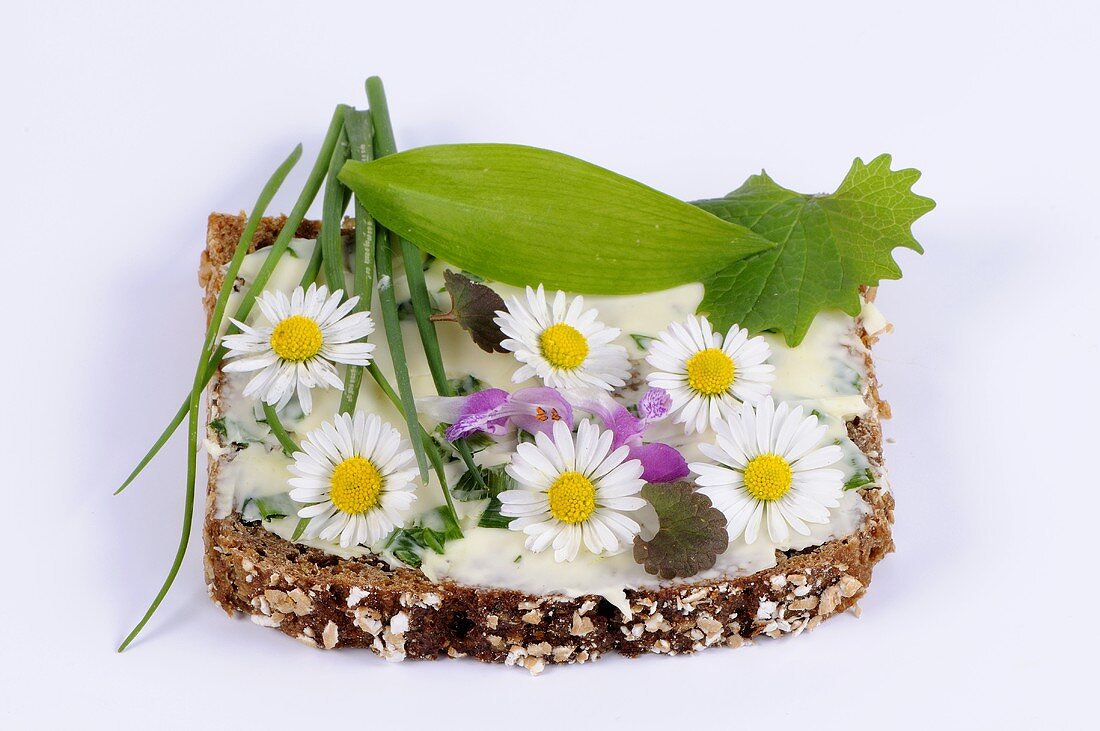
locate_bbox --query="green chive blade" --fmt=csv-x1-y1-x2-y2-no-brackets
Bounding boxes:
365,77,396,156
121,109,348,648
372,231,430,482
116,142,303,495
366,77,465,525
115,398,189,494
320,118,351,295
262,402,299,455
118,391,201,652
298,240,324,288
230,105,347,332
453,440,488,492
338,110,376,416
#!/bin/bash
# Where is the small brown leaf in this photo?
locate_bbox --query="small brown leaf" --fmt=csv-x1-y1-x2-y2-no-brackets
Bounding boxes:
440,270,508,353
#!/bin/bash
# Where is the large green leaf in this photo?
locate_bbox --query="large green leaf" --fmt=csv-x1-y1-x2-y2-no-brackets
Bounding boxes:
339,144,774,294
693,154,934,346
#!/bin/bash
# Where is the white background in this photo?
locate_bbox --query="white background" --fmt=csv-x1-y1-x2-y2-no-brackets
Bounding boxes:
2,1,1096,728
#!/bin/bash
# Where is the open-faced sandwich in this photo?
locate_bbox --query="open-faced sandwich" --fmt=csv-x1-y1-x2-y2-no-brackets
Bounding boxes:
118,78,932,673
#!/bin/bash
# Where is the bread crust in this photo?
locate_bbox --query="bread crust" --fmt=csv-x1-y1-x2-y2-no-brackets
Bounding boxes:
200,213,895,669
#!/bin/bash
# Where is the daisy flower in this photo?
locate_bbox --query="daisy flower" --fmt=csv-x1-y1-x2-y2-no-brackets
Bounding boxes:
498,419,646,562
690,397,844,545
222,284,375,415
288,412,418,548
645,314,774,434
494,285,631,391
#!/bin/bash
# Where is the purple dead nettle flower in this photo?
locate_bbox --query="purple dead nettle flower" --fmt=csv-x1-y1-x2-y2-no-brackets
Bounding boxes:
638,386,673,422
445,387,574,441
576,387,688,483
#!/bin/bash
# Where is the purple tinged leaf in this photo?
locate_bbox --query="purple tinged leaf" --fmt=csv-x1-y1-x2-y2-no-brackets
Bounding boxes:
441,270,508,353
633,482,728,580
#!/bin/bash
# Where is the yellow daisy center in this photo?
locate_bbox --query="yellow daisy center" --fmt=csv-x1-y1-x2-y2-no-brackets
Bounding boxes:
270,315,323,362
686,348,736,396
547,471,597,524
539,323,589,370
329,456,383,514
743,454,793,502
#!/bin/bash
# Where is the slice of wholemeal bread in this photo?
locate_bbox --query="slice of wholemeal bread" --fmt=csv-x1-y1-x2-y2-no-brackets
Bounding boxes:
200,212,895,670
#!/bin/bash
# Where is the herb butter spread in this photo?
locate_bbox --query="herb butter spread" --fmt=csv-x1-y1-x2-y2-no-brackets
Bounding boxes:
211,238,880,609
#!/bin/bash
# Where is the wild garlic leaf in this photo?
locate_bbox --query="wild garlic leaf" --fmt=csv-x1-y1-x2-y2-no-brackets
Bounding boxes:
693,154,934,346
441,270,508,353
339,144,774,294
633,482,728,580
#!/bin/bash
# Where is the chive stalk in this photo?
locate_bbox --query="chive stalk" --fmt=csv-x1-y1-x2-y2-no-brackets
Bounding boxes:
365,77,486,491
262,402,300,455
320,124,351,295
115,106,347,495
115,145,302,495
363,363,461,531
118,109,348,651
339,109,376,413
116,143,303,650
372,228,430,482
298,240,324,288
339,100,461,528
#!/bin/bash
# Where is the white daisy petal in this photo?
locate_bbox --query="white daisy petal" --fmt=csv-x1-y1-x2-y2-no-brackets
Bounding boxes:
221,352,279,373
792,445,845,471
527,523,559,553
765,502,789,543
743,502,765,544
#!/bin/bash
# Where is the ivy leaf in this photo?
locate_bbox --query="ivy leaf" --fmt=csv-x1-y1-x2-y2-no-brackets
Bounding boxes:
339,144,774,294
693,154,934,346
633,482,728,580
436,270,507,353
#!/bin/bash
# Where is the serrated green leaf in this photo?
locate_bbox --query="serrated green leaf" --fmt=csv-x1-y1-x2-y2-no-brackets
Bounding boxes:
633,482,728,580
339,144,774,294
693,154,934,346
